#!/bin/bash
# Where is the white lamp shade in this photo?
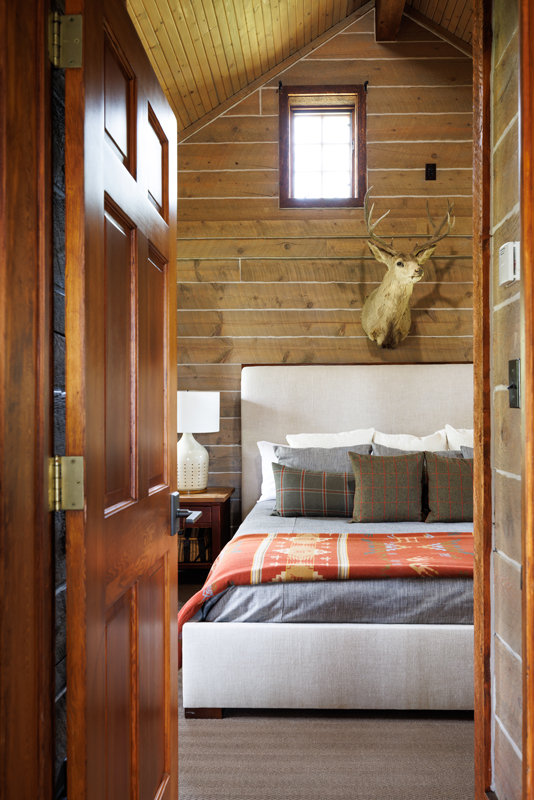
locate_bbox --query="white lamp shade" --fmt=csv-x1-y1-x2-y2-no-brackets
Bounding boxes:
177,391,220,433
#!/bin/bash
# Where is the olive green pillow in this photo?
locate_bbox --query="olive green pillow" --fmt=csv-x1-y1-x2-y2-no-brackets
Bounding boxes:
425,451,473,523
349,452,424,523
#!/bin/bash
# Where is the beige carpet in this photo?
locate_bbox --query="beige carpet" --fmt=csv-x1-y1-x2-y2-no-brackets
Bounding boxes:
178,581,474,800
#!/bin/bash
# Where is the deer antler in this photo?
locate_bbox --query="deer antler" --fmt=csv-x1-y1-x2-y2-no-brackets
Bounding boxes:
363,187,398,256
411,199,455,257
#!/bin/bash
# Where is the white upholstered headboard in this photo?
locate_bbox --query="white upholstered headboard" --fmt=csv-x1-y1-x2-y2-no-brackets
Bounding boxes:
241,363,473,517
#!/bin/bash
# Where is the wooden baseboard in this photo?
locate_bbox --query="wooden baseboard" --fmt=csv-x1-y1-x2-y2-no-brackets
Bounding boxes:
184,707,223,719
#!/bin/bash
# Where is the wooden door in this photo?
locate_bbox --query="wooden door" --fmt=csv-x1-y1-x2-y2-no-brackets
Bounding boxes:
64,1,177,798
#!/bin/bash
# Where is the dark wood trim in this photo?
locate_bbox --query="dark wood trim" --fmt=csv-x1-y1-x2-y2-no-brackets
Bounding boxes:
279,85,366,209
65,0,92,794
184,708,223,719
0,0,54,798
375,0,406,42
521,0,534,797
402,7,473,58
37,4,55,796
178,1,375,143
472,0,493,797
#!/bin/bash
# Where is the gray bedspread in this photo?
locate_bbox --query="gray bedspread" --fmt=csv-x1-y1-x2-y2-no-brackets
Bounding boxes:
234,499,475,536
191,502,474,626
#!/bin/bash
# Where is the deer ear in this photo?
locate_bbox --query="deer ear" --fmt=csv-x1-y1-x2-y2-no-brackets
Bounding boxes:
415,246,436,265
367,241,392,265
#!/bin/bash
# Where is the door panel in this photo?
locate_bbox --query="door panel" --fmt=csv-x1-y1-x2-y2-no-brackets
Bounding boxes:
145,247,166,491
104,26,135,173
104,493,172,607
147,120,163,210
104,207,136,511
147,106,169,221
139,557,168,799
65,0,177,796
105,588,136,800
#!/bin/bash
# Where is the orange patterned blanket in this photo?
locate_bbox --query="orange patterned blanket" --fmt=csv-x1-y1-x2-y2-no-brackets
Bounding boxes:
178,530,474,666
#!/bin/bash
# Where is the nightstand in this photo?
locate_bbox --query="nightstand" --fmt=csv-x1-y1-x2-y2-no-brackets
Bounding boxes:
178,487,234,570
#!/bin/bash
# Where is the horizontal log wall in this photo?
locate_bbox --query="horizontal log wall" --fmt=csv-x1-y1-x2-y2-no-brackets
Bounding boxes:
177,8,474,533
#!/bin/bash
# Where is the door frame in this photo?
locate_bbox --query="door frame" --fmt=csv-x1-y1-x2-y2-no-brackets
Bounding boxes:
0,1,54,799
472,0,493,796
473,0,534,798
3,1,533,798
520,0,534,797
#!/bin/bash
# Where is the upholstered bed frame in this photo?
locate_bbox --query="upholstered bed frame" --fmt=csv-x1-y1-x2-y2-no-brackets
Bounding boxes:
182,364,475,714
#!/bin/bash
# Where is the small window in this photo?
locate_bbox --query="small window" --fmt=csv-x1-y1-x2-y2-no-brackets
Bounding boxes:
279,85,366,208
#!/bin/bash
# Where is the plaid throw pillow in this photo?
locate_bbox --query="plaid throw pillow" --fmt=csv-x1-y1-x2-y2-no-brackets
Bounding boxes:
425,451,473,522
349,452,424,522
271,464,355,517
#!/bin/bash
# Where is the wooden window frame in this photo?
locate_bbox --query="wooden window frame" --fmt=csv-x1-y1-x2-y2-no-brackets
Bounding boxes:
278,85,366,209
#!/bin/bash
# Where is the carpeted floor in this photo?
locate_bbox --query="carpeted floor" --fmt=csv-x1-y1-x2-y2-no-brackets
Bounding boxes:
178,579,475,800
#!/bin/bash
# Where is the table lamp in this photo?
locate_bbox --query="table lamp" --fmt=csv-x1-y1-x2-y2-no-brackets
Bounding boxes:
177,391,220,492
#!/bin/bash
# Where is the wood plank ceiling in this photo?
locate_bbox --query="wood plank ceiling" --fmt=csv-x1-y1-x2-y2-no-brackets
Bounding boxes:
127,0,473,134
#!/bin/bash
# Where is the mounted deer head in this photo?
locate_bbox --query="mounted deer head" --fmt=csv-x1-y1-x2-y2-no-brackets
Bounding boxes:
361,188,455,349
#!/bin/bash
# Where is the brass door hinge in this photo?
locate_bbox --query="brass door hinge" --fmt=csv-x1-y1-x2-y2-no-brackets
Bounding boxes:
49,456,85,512
48,13,83,68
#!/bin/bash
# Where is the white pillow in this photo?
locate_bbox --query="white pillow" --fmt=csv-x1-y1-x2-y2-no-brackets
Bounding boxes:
373,429,448,452
257,441,285,501
286,428,375,448
445,424,474,450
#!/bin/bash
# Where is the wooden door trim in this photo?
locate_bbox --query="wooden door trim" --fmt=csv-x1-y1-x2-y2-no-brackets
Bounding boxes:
521,0,534,796
472,0,493,796
65,0,102,795
0,1,54,799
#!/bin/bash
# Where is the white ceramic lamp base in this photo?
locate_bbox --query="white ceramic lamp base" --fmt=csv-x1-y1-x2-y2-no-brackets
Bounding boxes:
177,432,209,492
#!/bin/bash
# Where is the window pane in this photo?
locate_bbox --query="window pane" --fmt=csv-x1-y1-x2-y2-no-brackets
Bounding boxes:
322,172,351,198
294,144,322,171
294,171,322,198
322,144,351,172
293,114,322,144
322,115,351,143
288,105,356,202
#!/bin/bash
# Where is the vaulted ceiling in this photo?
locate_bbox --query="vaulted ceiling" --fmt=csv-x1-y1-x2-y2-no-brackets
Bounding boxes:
127,0,473,135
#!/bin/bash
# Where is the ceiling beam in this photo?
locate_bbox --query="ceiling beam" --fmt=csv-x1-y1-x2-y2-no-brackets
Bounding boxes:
402,7,473,58
375,0,406,41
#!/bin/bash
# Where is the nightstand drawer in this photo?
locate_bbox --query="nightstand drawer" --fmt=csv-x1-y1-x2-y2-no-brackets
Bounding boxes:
185,505,211,525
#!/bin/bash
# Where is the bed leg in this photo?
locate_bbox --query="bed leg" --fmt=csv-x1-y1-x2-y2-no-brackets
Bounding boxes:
184,707,223,719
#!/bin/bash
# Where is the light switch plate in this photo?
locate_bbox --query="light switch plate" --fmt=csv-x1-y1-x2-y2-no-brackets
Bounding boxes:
499,241,520,286
508,359,520,409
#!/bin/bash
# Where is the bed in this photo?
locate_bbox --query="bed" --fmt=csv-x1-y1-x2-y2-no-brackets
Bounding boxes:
181,364,475,717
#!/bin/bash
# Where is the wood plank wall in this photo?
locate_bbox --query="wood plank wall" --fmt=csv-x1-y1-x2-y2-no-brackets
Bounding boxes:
491,0,523,796
177,8,474,534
